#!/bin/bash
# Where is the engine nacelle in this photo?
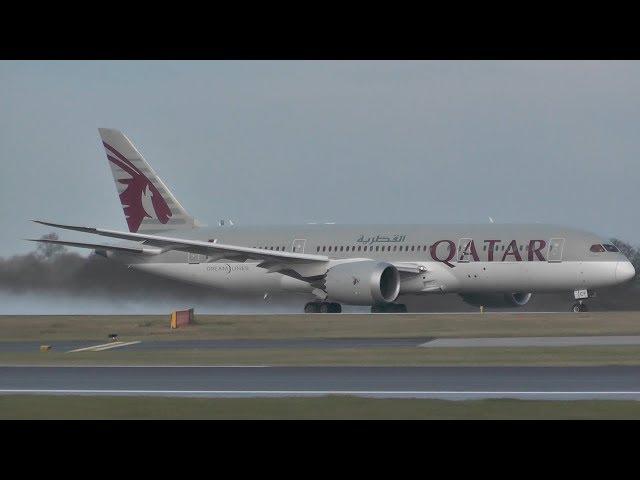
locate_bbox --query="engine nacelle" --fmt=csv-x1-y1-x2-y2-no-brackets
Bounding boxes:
505,292,532,306
325,261,400,305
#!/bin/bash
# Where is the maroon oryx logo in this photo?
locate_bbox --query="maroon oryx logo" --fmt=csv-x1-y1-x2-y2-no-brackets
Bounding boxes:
103,142,171,232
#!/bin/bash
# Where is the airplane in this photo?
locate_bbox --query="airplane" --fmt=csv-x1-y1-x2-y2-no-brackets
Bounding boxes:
30,128,636,313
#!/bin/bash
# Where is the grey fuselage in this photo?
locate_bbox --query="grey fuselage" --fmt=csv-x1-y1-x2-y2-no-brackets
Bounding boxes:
106,223,635,304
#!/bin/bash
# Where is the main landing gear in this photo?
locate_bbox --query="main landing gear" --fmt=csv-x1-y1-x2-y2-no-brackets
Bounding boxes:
371,303,408,313
303,302,409,313
304,301,342,313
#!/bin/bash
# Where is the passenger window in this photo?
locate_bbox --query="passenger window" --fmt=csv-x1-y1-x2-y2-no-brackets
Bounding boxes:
603,244,619,252
358,246,361,251
375,246,379,252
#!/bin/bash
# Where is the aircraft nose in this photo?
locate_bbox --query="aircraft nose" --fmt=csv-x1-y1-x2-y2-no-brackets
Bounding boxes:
616,261,636,282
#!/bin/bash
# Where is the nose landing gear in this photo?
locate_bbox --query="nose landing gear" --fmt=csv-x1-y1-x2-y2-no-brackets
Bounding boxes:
571,289,594,313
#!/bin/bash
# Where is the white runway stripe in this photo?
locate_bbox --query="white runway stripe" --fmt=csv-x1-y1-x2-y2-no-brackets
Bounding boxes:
67,341,140,353
2,389,640,397
420,335,640,348
0,364,270,368
91,341,141,351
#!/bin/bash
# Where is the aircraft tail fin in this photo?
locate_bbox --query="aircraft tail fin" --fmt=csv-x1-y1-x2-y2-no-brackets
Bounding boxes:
98,128,199,233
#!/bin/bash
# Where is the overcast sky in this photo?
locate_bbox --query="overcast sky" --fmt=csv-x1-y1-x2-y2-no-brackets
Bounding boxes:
1,60,638,256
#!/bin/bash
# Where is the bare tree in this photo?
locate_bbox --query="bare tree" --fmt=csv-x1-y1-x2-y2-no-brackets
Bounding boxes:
35,232,66,260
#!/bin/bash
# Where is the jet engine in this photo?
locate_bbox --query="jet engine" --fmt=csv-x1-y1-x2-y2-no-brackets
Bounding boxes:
324,261,400,305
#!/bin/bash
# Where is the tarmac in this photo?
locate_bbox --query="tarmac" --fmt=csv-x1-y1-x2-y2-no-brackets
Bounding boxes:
4,334,640,352
3,365,640,399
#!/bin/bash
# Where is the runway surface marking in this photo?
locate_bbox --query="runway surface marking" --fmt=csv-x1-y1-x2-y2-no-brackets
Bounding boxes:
67,341,141,353
0,364,271,368
12,334,640,353
90,341,141,351
5,366,640,399
420,335,640,348
3,389,640,400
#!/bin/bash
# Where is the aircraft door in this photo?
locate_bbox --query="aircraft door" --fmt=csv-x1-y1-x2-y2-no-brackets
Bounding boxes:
547,238,565,262
291,239,306,253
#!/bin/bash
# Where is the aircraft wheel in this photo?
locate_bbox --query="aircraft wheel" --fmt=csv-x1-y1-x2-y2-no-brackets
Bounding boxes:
329,302,342,313
304,302,320,313
319,302,330,314
579,303,589,312
571,302,586,313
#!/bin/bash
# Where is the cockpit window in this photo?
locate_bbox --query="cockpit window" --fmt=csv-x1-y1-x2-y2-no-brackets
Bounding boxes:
603,244,620,252
590,244,605,253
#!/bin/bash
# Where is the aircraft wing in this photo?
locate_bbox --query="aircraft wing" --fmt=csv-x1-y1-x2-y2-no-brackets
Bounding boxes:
25,238,160,255
33,220,329,276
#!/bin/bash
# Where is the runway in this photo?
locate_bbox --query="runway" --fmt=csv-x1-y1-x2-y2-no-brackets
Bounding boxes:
3,366,640,399
0,338,433,352
5,334,640,352
420,335,640,348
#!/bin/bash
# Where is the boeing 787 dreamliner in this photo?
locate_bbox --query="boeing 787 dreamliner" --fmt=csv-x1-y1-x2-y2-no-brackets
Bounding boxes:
31,129,635,313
